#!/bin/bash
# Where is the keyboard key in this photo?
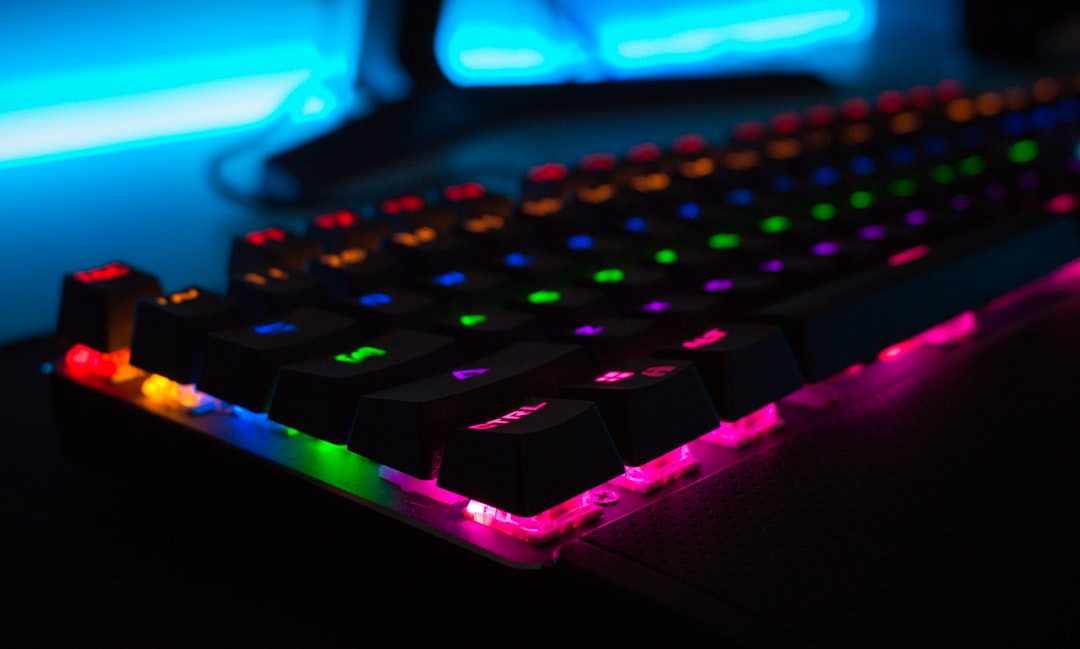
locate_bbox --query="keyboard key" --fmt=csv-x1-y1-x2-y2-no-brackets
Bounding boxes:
306,209,389,252
226,266,326,319
268,330,463,444
129,286,247,384
755,214,1080,382
437,397,624,517
428,308,545,358
57,261,163,352
657,322,804,421
329,286,441,336
348,342,589,479
228,226,323,274
196,307,360,412
548,317,661,367
559,359,718,466
305,249,401,298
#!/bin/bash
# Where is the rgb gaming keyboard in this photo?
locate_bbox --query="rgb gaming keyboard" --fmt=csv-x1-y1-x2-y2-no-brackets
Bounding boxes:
47,74,1080,570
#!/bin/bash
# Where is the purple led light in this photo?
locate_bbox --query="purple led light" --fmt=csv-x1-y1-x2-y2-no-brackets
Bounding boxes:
574,325,604,335
703,278,733,292
761,259,784,273
811,241,841,256
858,224,887,240
951,194,971,211
905,209,929,226
641,300,671,312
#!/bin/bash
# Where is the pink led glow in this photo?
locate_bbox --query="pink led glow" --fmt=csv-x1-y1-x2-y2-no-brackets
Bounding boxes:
640,365,675,378
921,310,978,344
682,328,727,349
595,371,634,383
703,402,783,449
378,466,464,505
611,445,700,494
1045,193,1078,214
468,401,547,429
888,244,930,266
877,339,918,362
462,493,602,545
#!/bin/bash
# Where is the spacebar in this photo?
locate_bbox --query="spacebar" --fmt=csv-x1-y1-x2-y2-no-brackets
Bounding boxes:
755,215,1080,383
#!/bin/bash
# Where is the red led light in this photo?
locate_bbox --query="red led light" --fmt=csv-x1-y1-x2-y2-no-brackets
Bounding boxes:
314,210,356,229
732,120,765,141
528,162,567,182
580,152,616,171
64,344,130,378
672,134,706,155
840,97,872,121
74,261,129,284
806,104,836,127
876,90,905,114
935,79,965,102
244,227,287,246
380,198,401,214
399,195,424,212
627,143,661,163
908,85,934,108
771,111,801,134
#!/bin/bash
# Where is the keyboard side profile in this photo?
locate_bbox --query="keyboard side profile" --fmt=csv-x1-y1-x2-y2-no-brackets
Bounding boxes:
46,74,1080,572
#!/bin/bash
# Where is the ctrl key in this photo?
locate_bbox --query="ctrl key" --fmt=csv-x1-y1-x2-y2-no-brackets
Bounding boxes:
437,397,625,534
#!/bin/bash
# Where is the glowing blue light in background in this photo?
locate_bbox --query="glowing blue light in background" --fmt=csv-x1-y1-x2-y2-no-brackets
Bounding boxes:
436,0,877,86
0,0,366,167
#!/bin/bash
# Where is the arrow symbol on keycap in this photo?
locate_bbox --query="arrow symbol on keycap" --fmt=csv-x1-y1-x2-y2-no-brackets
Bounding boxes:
452,368,489,380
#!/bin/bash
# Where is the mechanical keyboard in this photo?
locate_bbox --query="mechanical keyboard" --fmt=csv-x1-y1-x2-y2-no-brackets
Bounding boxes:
47,72,1080,585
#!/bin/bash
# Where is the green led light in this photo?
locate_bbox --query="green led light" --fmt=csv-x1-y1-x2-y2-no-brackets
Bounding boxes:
593,268,625,283
1008,140,1039,164
284,427,301,437
653,249,677,264
930,164,957,184
811,203,836,220
708,233,741,249
760,215,790,233
460,314,487,327
888,178,917,197
528,290,561,304
850,190,875,209
335,346,387,363
959,155,986,175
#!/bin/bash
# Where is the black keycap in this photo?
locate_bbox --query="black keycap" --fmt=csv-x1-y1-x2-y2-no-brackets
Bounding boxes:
228,226,323,274
268,330,463,444
348,341,589,479
129,286,247,384
305,249,401,298
56,261,163,352
755,214,1080,382
227,266,325,319
196,307,360,412
330,286,441,335
547,317,661,367
437,397,624,517
657,322,804,421
411,266,512,311
504,285,611,331
307,209,390,253
428,308,545,358
559,359,718,466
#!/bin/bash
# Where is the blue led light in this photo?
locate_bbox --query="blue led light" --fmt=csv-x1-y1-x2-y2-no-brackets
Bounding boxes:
1030,106,1056,131
772,176,795,192
726,188,754,206
359,292,392,307
811,166,841,185
623,216,648,232
433,270,467,286
1002,112,1028,136
849,156,875,175
253,321,297,336
504,252,534,267
677,203,701,219
1057,99,1079,123
923,135,949,157
890,145,916,165
567,234,595,250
